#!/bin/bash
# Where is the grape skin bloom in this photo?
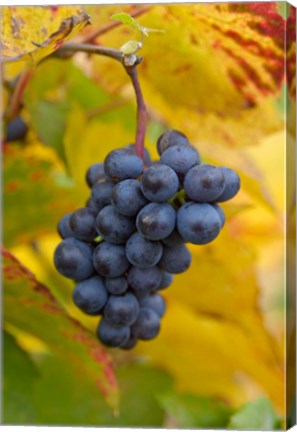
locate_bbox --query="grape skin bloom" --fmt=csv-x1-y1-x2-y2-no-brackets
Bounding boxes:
141,164,179,202
177,202,221,245
136,203,176,241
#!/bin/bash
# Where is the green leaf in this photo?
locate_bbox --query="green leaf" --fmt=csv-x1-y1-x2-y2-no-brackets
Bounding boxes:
28,100,69,161
3,331,39,424
111,12,164,37
227,397,280,430
159,392,232,428
3,248,119,411
3,144,75,247
31,359,172,426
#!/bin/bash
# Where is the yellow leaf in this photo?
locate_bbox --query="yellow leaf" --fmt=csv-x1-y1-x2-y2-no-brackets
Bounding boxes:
1,6,90,64
135,299,284,413
81,4,284,147
63,105,134,201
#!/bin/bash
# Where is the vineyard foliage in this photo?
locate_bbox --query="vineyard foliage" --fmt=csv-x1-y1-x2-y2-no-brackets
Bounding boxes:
2,3,295,427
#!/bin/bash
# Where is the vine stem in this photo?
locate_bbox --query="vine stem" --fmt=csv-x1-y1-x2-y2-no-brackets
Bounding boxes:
124,65,147,160
6,67,34,121
57,42,124,62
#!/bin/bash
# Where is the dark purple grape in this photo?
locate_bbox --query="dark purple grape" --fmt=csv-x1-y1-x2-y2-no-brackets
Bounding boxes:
136,203,176,241
54,238,94,281
125,232,163,268
97,318,130,347
93,242,129,277
141,164,179,202
69,207,97,242
160,145,200,180
132,308,160,340
127,266,162,294
104,293,139,327
57,212,74,239
158,243,192,274
72,276,108,315
157,129,189,155
104,149,143,180
177,202,221,244
216,167,241,202
112,179,148,217
86,163,109,188
95,205,135,244
184,164,225,202
140,294,166,318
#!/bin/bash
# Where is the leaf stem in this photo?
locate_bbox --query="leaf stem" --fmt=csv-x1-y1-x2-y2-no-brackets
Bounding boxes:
124,65,147,160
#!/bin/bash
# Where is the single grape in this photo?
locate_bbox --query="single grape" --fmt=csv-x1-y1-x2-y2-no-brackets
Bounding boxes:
104,293,139,327
216,167,241,202
86,163,109,188
158,271,174,290
120,335,138,350
132,307,160,340
93,242,129,277
91,181,114,210
213,204,225,228
158,243,192,274
140,294,166,318
160,145,200,180
177,202,221,244
54,238,94,281
184,164,225,202
69,207,97,242
112,179,148,217
126,144,152,166
86,197,101,212
97,318,130,347
104,149,143,180
136,203,176,241
141,164,179,202
157,129,189,155
6,116,28,142
127,266,163,294
105,276,128,295
95,205,135,244
57,212,74,239
126,232,163,268
162,229,185,247
72,276,108,315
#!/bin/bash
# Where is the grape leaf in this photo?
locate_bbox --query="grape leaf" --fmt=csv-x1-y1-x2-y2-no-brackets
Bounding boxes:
158,392,232,428
28,357,172,426
2,248,118,410
3,143,76,247
135,298,284,412
84,3,284,148
1,6,90,64
227,397,280,429
3,331,39,424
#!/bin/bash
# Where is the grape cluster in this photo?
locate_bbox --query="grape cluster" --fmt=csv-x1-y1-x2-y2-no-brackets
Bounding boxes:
54,130,240,349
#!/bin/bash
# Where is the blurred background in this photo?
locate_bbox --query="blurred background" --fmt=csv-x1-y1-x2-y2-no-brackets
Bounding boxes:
2,3,295,428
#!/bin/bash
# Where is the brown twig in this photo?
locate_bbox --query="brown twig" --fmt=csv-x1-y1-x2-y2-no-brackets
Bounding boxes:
56,42,124,62
81,5,152,44
6,67,34,121
87,98,127,119
124,65,147,160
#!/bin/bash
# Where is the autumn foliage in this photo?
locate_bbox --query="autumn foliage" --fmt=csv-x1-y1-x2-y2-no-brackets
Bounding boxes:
1,3,295,428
